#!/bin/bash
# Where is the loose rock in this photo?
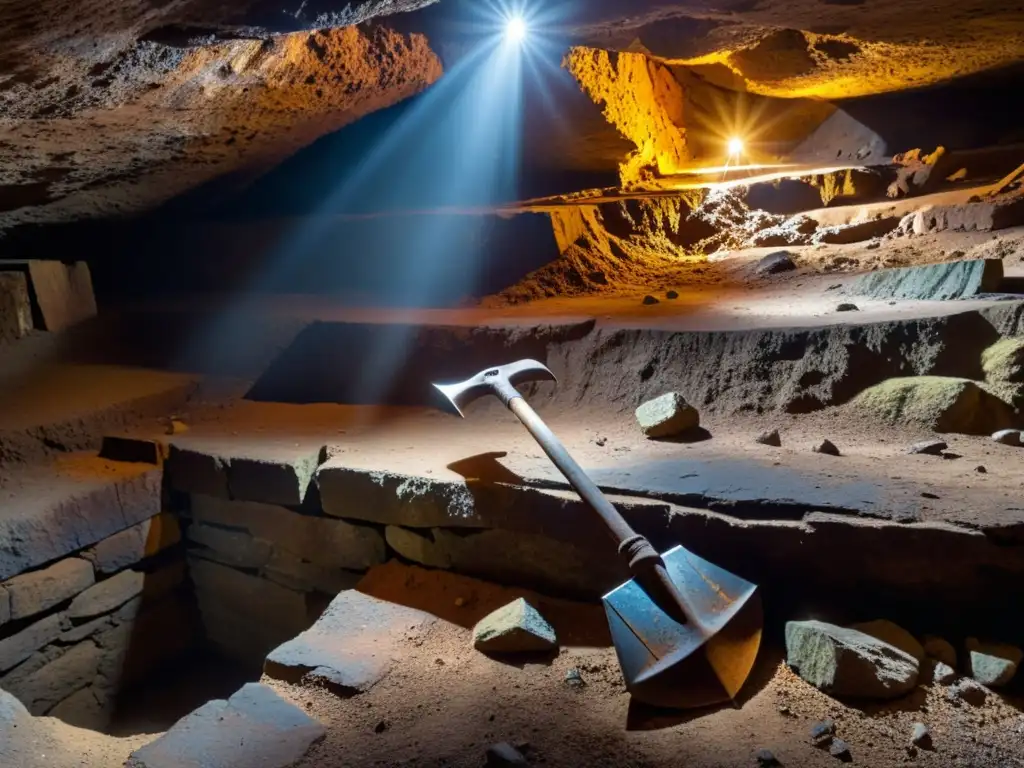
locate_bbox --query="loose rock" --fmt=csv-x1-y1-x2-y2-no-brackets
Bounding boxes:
564,668,585,688
835,303,859,312
965,638,1022,687
813,439,841,456
755,748,780,766
991,429,1023,446
486,742,528,766
911,722,932,749
635,392,700,439
829,738,852,761
907,440,947,456
810,719,835,744
755,251,797,275
786,620,920,699
756,430,782,447
642,295,660,305
472,598,557,654
666,290,679,300
923,636,957,668
931,661,957,685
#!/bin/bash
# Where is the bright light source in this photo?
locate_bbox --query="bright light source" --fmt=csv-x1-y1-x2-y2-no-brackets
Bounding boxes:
727,137,744,156
506,16,528,43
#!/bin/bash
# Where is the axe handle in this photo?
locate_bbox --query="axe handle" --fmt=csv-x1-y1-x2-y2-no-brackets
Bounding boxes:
507,397,644,550
508,395,695,625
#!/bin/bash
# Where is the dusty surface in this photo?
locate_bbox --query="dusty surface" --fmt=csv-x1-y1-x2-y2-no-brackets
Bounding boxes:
262,564,1024,768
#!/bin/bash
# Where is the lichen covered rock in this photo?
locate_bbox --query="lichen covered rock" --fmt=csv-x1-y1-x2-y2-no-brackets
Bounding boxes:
852,377,1017,435
785,619,920,699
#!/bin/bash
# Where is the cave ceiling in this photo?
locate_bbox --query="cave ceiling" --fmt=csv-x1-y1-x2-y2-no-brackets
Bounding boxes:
0,0,1022,236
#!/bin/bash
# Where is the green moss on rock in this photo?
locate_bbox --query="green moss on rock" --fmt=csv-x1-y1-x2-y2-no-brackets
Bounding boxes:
852,376,1017,435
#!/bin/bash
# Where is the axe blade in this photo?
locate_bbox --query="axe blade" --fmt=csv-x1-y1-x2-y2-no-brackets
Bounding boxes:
432,359,556,418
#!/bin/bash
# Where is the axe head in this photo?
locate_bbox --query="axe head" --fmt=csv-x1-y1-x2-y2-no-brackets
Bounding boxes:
433,359,556,417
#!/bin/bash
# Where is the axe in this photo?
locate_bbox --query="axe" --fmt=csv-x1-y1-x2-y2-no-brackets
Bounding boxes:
433,360,762,709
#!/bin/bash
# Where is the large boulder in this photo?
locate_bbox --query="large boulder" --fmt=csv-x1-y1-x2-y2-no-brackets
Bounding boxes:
851,377,1017,435
785,620,920,699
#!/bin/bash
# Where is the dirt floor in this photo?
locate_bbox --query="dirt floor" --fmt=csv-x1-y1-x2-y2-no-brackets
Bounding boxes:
265,565,1024,768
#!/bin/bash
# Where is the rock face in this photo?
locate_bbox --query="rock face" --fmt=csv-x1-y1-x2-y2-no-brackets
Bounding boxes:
846,259,1003,302
0,272,32,344
852,377,1017,435
785,620,920,699
128,683,325,768
0,16,443,237
982,338,1024,408
472,599,558,654
635,392,700,439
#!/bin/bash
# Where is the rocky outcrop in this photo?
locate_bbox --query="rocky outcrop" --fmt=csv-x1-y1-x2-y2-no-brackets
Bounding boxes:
852,377,1018,435
846,259,1004,301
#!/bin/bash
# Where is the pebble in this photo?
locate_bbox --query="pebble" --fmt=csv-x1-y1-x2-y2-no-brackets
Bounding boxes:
642,295,660,305
991,429,1023,446
836,303,860,312
485,742,528,766
755,748,781,766
975,465,988,474
666,290,680,300
810,720,836,744
813,439,841,456
454,597,466,607
907,440,947,456
374,720,389,734
911,723,932,749
932,661,957,685
829,738,852,761
564,668,585,688
756,429,782,447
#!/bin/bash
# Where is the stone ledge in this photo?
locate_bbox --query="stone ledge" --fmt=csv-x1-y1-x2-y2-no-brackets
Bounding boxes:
0,459,162,581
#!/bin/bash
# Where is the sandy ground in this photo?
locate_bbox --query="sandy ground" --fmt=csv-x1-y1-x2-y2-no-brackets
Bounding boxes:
264,565,1024,768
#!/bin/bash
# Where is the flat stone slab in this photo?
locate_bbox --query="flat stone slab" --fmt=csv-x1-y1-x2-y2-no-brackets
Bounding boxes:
846,258,1003,301
264,588,436,695
128,683,325,768
0,458,162,581
166,438,324,506
2,557,94,622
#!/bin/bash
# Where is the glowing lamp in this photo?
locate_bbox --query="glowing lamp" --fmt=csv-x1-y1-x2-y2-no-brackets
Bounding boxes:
727,137,744,156
506,16,528,43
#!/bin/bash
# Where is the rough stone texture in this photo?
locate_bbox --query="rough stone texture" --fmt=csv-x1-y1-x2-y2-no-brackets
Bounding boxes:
815,217,900,245
851,619,925,663
47,686,107,732
317,461,669,547
3,640,104,715
189,495,386,573
15,261,97,333
0,272,32,344
982,337,1024,409
264,589,436,694
385,526,629,600
166,445,230,498
82,514,181,575
635,392,701,439
187,524,274,570
0,613,64,674
785,619,920,699
847,259,1003,302
812,439,841,456
0,464,162,581
128,683,325,768
908,199,1024,236
932,661,957,685
852,377,1018,435
923,636,958,669
227,448,322,507
756,429,782,447
2,558,95,622
0,19,443,236
263,551,362,596
473,598,558,654
67,570,145,622
189,556,309,667
965,638,1023,688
